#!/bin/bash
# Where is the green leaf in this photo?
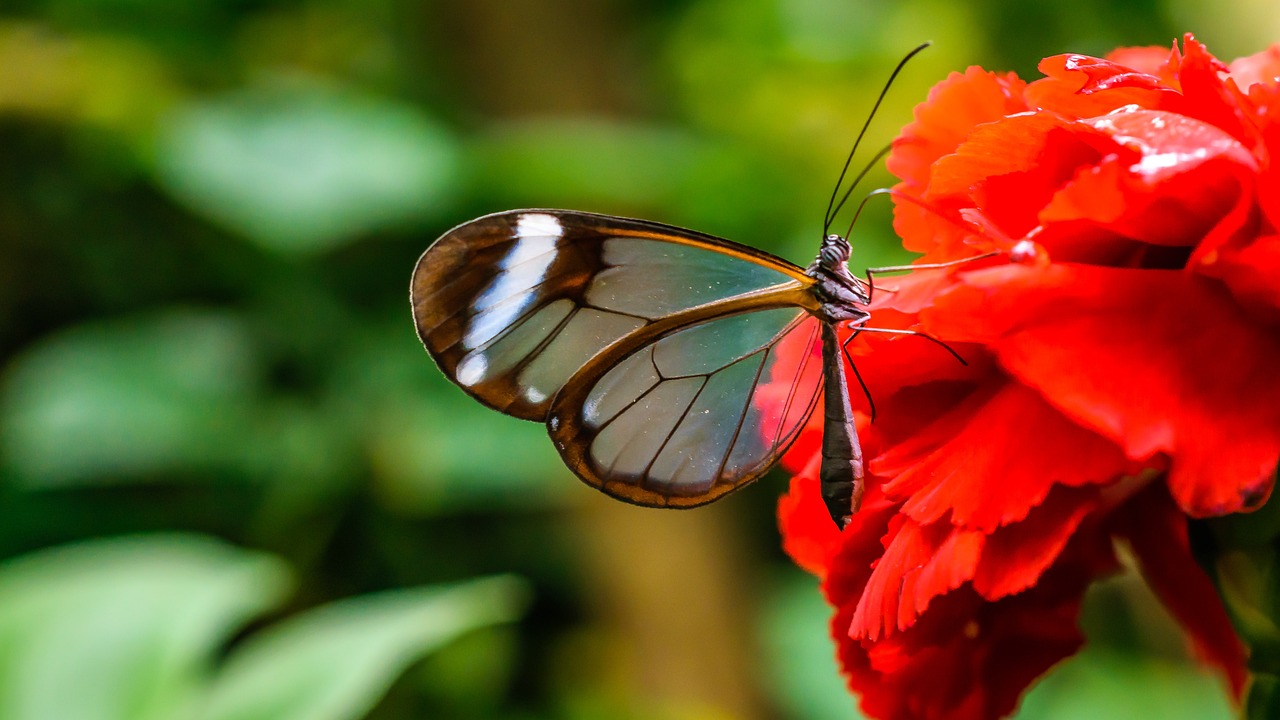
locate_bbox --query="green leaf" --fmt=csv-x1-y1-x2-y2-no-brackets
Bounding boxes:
1202,467,1280,679
759,569,862,720
0,535,290,720
333,321,573,514
367,395,574,513
1016,646,1234,720
1246,673,1280,720
0,310,354,498
1216,548,1280,674
152,78,460,254
199,575,530,720
0,310,261,487
471,118,805,246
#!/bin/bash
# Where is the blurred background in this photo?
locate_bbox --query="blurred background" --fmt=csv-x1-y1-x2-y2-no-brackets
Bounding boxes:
0,1,1274,718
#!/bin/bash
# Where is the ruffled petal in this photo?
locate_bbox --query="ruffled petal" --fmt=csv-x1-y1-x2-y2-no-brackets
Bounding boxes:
972,486,1103,599
930,112,1112,240
1200,233,1280,320
1247,80,1280,230
1106,45,1180,80
828,533,1113,720
778,470,844,578
889,67,1029,257
1026,51,1174,116
927,263,1280,516
1229,43,1280,90
1052,109,1256,247
889,67,1030,193
1028,36,1258,151
850,516,984,640
874,381,1131,532
1173,35,1256,148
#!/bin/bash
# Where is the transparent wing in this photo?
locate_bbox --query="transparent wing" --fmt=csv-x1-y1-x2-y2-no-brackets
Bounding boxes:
549,307,825,507
411,210,811,420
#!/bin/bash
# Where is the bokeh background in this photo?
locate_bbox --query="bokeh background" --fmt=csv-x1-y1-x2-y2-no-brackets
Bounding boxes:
1,1,1276,719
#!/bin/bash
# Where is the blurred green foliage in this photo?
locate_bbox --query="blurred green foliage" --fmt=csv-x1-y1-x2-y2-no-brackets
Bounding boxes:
0,0,1268,717
0,535,526,720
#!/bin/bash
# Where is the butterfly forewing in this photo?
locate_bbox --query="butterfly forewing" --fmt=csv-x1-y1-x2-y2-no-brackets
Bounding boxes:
411,210,812,420
549,308,825,508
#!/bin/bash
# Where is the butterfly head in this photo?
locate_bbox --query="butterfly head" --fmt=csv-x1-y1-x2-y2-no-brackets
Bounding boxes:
807,233,869,318
819,234,852,270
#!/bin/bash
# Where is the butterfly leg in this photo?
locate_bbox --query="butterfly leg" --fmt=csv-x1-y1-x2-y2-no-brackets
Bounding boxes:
864,251,1000,303
839,329,877,423
853,326,968,366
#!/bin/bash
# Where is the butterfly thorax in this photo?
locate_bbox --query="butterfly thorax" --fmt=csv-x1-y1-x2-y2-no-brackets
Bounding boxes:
806,234,870,324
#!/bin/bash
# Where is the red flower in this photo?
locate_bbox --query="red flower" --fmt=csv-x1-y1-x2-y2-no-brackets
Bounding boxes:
778,34,1280,720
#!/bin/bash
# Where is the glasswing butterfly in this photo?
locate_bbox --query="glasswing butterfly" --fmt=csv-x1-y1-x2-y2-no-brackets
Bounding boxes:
410,45,957,528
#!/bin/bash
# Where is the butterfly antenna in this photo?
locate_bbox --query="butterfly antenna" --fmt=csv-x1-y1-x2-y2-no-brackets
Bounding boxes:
822,41,931,237
832,145,893,240
843,185,892,241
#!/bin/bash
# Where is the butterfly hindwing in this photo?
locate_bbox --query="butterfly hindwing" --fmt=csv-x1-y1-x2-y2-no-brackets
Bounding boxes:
411,209,813,421
549,306,826,508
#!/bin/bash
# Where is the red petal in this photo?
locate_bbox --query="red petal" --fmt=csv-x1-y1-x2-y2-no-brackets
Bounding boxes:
819,487,902,612
929,113,1112,240
890,67,1029,257
1111,484,1248,697
927,263,1280,516
1173,36,1257,149
850,517,984,640
765,320,827,472
1229,43,1280,90
1026,52,1173,116
1247,81,1280,230
778,471,843,578
828,539,1111,720
782,457,904,580
890,67,1030,193
928,113,1087,196
1106,45,1180,80
1082,109,1254,185
1200,234,1280,320
844,274,995,414
873,381,1132,533
973,486,1102,599
1045,110,1256,247
1027,36,1254,152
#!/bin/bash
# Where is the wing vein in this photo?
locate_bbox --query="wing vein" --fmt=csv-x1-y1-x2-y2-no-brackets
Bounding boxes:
713,351,770,485
435,295,557,357
640,375,711,487
771,319,821,451
506,306,580,381
593,349,661,435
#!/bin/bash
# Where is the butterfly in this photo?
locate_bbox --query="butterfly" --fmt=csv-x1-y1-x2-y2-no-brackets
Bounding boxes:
409,45,961,528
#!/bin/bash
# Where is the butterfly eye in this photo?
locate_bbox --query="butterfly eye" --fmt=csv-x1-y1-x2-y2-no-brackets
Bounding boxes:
819,238,850,267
